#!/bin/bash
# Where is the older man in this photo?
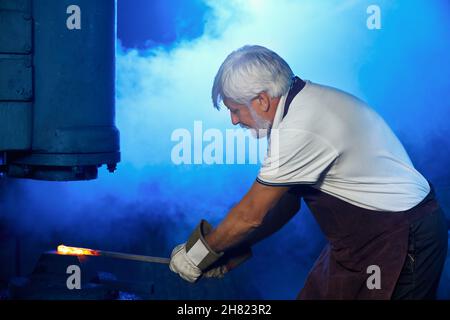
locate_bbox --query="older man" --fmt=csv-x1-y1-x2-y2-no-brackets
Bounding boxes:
169,45,448,299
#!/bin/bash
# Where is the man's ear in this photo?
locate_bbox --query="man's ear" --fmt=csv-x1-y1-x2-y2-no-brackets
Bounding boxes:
256,92,271,112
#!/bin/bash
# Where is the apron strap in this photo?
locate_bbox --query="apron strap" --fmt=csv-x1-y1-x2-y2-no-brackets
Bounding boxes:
283,76,306,119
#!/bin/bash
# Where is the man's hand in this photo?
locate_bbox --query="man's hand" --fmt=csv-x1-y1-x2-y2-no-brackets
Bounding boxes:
169,220,223,283
170,182,298,282
203,246,253,278
169,244,202,282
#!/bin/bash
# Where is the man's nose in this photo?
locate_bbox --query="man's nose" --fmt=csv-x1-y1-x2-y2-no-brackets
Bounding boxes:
231,113,239,125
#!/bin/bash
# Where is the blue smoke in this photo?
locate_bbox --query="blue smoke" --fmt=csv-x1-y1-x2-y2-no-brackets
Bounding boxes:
1,0,449,299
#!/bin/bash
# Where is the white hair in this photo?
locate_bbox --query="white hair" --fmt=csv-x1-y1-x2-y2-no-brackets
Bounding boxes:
212,45,294,109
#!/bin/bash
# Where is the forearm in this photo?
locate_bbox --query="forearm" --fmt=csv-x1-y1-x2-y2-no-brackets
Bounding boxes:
206,204,263,252
204,181,291,253
206,192,300,252
243,191,300,246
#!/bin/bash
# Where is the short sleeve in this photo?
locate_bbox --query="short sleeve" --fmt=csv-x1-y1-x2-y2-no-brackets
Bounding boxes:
257,128,339,186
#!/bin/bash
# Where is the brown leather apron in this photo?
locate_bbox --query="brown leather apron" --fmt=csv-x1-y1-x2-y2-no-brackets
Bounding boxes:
292,184,440,299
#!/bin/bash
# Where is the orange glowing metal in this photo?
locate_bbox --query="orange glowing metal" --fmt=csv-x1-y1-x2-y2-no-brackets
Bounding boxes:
57,244,100,256
55,244,170,264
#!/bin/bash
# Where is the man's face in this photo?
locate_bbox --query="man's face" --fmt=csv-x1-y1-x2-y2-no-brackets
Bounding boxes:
224,95,276,138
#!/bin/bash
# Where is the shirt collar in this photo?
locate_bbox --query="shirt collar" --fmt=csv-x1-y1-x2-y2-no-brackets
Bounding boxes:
271,93,288,130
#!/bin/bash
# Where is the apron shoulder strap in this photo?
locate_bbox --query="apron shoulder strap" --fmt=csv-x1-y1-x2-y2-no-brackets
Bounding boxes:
283,76,306,119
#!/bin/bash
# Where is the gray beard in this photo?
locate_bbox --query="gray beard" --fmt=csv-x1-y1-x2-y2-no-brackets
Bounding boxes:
247,106,272,139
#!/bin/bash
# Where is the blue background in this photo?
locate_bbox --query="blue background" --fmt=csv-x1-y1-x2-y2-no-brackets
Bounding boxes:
1,0,449,299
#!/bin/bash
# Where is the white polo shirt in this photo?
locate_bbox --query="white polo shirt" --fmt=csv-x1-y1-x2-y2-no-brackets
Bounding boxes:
257,81,430,212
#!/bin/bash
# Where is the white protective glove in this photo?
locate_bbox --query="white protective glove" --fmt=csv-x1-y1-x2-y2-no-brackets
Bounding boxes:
169,220,223,283
169,243,202,283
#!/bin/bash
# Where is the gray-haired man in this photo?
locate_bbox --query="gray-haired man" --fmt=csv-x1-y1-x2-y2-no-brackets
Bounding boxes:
169,45,448,299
